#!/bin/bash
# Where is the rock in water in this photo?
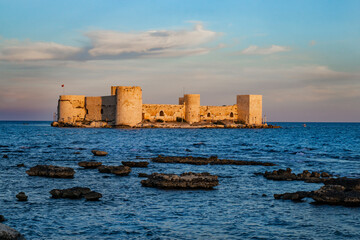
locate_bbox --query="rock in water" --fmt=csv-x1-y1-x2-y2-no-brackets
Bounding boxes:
98,165,131,176
16,192,28,202
311,185,360,206
122,161,149,168
141,172,219,189
0,223,25,240
26,165,75,178
3,154,8,159
16,164,25,168
91,150,108,156
50,187,101,201
261,168,331,183
0,215,5,222
84,191,102,201
78,161,102,169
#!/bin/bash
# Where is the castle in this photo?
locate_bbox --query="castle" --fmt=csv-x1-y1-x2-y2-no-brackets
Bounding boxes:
56,86,263,127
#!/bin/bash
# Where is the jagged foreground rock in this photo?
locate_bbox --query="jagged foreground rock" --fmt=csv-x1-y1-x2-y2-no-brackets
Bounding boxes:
50,187,102,201
0,223,25,240
122,161,149,168
152,155,275,166
274,178,360,206
141,172,219,189
260,168,331,183
26,165,75,178
98,165,131,176
78,161,102,169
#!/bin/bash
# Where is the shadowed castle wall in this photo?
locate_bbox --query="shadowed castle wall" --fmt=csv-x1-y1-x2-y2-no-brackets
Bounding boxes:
84,96,116,123
142,104,185,121
200,105,237,121
58,95,86,122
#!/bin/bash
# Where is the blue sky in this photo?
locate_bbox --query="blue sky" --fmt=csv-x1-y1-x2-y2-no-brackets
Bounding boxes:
0,0,359,121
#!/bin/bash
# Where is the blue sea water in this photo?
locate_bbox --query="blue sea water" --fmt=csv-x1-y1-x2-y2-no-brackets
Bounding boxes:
0,121,359,240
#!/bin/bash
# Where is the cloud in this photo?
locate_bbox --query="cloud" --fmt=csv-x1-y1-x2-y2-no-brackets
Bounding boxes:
86,23,218,58
0,23,219,62
241,45,290,55
0,40,82,61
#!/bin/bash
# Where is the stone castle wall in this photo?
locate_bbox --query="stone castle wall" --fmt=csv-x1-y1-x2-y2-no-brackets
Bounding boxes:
57,86,263,126
142,104,185,122
200,105,238,121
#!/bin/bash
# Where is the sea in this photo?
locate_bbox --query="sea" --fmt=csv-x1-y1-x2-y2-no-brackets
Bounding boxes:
0,121,359,239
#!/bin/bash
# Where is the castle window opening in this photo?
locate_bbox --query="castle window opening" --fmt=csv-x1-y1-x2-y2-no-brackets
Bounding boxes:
230,112,234,118
101,109,103,114
207,113,211,117
86,109,88,114
159,111,164,116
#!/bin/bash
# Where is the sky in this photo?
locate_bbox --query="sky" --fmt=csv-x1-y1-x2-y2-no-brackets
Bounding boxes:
0,0,359,121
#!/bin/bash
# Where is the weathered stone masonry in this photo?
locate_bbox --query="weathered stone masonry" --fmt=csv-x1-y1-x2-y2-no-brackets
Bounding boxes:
57,86,263,127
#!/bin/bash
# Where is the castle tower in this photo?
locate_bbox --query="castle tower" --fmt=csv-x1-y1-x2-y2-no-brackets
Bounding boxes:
115,86,142,127
184,94,200,124
58,95,86,122
237,95,262,125
178,97,184,105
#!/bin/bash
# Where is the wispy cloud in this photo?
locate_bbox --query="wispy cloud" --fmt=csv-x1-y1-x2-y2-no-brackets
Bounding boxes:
241,45,290,55
0,40,82,61
0,23,219,62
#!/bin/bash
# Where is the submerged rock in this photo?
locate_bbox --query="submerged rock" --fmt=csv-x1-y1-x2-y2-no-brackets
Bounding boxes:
91,150,108,156
122,161,149,168
98,165,131,176
84,191,103,201
0,215,5,222
16,192,28,202
274,191,313,201
3,154,8,159
0,223,25,240
78,161,102,169
50,187,102,201
261,168,331,183
26,165,75,178
152,155,275,166
141,172,219,189
138,173,150,178
16,164,25,168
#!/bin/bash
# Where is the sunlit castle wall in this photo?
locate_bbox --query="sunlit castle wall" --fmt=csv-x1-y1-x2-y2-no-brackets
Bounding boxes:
57,95,86,123
237,95,262,125
115,86,143,127
184,94,200,124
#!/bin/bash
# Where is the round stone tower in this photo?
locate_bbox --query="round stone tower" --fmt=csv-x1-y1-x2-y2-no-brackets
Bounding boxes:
184,94,200,124
115,86,142,127
58,95,86,122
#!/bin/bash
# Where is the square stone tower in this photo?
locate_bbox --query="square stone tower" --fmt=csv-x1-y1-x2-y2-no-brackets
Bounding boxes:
237,95,262,125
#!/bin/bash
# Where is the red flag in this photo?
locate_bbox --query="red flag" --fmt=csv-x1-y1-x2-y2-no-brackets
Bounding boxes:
61,84,64,87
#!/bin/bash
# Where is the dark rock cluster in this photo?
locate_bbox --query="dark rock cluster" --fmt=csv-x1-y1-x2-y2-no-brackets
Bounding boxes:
50,187,102,201
274,177,360,206
121,161,149,168
26,165,75,178
152,155,275,166
15,192,28,202
0,223,25,240
261,168,331,183
98,165,131,176
141,172,219,189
